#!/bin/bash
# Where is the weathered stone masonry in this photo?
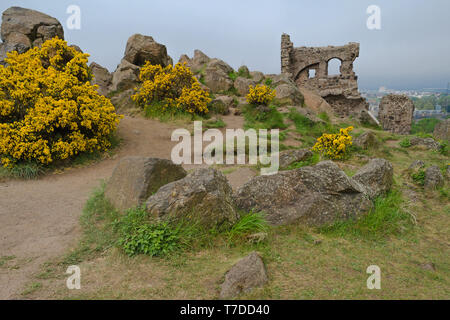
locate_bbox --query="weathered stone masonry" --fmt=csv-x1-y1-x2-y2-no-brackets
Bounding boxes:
281,33,369,119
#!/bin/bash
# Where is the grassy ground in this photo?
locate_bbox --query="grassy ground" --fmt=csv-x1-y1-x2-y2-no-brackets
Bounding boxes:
19,112,449,300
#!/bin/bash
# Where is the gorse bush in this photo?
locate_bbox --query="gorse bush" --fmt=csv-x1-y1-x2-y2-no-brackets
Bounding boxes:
0,38,121,167
312,126,353,160
132,62,211,115
246,84,276,106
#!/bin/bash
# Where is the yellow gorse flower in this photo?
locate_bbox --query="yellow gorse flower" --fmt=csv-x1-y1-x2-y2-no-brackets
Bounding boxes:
0,37,122,167
312,126,353,160
246,84,276,106
132,62,211,114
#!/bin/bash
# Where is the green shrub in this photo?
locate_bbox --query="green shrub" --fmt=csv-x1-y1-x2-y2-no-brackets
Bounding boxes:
227,211,269,242
115,207,180,257
399,138,411,148
411,169,426,186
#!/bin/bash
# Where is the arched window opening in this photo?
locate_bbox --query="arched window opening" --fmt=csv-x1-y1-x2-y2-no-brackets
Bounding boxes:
327,58,341,76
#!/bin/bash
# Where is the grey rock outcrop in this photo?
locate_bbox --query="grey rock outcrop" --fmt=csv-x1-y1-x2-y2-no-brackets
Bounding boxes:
424,166,444,190
234,77,256,96
220,252,268,299
274,83,304,106
1,7,64,47
146,168,239,228
353,131,378,150
105,157,187,212
111,59,140,91
352,158,393,199
90,62,112,96
279,149,313,169
409,137,441,151
234,161,373,226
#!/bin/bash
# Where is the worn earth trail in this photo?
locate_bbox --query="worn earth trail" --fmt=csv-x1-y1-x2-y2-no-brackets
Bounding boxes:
0,114,254,299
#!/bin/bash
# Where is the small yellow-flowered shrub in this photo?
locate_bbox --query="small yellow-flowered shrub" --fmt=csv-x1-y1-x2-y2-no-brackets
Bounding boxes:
246,84,276,106
312,126,353,160
132,62,211,115
0,38,121,167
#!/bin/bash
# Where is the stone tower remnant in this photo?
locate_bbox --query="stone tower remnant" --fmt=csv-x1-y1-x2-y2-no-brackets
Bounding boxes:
378,94,415,135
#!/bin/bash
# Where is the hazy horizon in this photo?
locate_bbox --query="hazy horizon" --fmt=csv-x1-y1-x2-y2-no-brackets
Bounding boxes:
1,0,449,90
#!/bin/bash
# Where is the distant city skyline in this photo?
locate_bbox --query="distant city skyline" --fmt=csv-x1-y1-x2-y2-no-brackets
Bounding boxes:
1,0,449,90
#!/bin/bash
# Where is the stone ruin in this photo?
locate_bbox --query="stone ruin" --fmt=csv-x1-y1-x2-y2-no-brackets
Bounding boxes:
281,33,371,121
378,94,415,134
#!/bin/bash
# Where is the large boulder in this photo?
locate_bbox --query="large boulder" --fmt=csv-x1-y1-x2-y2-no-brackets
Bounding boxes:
220,252,268,299
105,157,187,212
278,149,313,169
433,119,449,141
204,60,234,93
1,7,64,47
237,65,250,78
123,34,172,67
210,96,233,115
424,166,444,190
250,71,265,83
409,137,441,151
234,77,256,96
90,62,112,96
352,158,393,199
146,168,239,228
274,83,304,106
234,161,373,226
110,59,140,92
109,89,139,114
353,131,378,150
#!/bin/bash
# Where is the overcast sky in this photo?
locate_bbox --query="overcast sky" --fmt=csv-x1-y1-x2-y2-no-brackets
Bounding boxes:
1,0,449,90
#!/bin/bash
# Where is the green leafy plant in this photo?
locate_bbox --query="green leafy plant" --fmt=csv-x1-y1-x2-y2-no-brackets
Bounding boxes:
399,138,411,148
411,169,426,186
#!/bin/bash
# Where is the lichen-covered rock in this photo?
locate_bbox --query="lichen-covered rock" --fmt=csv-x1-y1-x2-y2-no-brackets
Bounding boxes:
250,71,265,83
123,34,172,67
109,89,139,113
234,77,256,96
409,160,425,171
278,149,313,169
210,96,233,115
179,49,210,73
234,161,372,226
204,66,233,93
433,119,449,141
409,137,441,151
146,168,239,228
424,165,444,190
274,83,304,106
105,157,187,212
353,131,378,150
220,252,268,299
90,62,112,96
110,59,140,91
378,94,414,134
352,158,393,199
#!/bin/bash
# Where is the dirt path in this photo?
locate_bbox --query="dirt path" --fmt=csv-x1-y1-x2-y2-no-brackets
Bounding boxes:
0,114,255,299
